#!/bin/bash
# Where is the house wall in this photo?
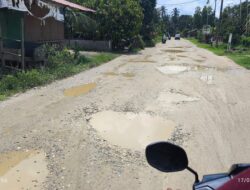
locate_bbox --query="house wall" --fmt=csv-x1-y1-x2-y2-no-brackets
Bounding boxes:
24,16,64,42
24,3,64,42
0,9,22,48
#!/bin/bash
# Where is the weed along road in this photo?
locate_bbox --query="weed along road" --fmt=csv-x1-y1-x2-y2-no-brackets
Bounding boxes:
1,39,250,190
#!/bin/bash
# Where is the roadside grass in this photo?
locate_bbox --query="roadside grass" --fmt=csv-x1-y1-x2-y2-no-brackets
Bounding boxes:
188,38,226,56
0,52,119,101
188,38,250,69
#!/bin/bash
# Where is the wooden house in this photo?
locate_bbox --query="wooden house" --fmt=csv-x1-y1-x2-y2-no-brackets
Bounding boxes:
0,0,94,70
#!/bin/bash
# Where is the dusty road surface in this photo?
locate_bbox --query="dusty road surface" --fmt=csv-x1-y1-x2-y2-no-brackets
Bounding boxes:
1,39,250,190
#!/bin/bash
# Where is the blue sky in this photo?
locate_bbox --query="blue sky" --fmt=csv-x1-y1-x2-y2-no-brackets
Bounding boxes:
157,0,240,16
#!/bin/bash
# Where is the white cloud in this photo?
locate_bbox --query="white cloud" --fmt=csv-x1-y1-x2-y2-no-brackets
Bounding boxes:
157,0,241,16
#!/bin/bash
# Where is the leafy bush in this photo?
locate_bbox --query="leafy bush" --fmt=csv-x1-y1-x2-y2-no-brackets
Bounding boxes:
48,48,75,68
0,75,21,92
130,35,145,50
242,36,250,47
144,39,155,47
197,30,203,42
16,70,46,89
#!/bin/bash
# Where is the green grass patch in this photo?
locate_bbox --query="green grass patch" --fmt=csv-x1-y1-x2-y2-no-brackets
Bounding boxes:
188,38,226,56
188,38,250,69
227,54,250,69
0,52,119,101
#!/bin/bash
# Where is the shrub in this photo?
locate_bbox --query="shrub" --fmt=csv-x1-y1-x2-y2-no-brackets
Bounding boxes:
242,36,250,47
16,70,45,89
0,75,21,92
48,48,75,68
197,30,203,42
144,39,155,47
130,35,145,50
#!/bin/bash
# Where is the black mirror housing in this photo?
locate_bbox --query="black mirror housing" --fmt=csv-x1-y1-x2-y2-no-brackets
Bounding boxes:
146,142,189,173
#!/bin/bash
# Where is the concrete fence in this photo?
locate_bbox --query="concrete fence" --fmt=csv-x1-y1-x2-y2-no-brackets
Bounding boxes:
65,39,112,51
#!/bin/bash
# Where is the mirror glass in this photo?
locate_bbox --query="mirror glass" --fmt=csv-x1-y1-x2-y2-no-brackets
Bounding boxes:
146,142,188,172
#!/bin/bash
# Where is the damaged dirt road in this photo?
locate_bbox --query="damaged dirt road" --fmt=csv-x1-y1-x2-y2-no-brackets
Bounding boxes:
1,39,250,190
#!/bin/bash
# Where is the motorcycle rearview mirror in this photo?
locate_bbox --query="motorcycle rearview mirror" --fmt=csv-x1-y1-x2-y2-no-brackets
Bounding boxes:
145,142,200,183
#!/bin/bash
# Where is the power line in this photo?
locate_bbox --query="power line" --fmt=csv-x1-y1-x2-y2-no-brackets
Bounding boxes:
158,0,206,6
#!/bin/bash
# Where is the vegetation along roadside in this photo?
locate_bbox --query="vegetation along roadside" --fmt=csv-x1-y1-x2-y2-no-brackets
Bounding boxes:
188,38,250,70
0,47,119,101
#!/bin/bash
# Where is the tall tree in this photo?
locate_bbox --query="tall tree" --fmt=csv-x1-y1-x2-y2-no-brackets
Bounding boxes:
171,8,180,33
179,15,193,35
194,7,202,29
201,6,214,26
82,0,143,49
140,0,157,46
160,6,170,33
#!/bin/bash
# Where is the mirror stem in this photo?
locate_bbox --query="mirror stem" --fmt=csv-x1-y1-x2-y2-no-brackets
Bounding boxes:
187,166,199,183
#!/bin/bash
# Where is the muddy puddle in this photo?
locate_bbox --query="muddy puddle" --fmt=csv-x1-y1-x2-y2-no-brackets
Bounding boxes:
64,83,97,97
89,111,175,150
0,150,48,190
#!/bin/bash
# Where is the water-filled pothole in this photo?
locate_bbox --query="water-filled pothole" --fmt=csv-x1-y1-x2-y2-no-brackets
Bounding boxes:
89,111,175,150
0,150,48,190
64,83,97,97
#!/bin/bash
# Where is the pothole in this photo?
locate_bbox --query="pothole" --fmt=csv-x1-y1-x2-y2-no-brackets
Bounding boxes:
162,49,186,53
177,54,187,58
157,64,222,75
157,65,190,74
121,73,135,78
200,74,214,84
129,55,155,63
192,58,205,63
129,60,155,63
64,83,96,97
89,111,175,150
103,72,119,76
158,90,200,105
102,72,135,78
0,150,48,190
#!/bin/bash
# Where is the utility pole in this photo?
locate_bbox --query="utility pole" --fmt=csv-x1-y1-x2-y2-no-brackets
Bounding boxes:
218,0,224,34
21,17,25,71
216,0,224,46
247,0,249,34
214,0,217,25
240,0,242,22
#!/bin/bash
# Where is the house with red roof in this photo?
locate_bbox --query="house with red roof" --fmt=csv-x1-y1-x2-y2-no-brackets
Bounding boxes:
0,0,95,69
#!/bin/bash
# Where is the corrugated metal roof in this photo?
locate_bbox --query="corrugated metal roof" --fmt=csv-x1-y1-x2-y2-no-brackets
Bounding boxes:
51,0,95,12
